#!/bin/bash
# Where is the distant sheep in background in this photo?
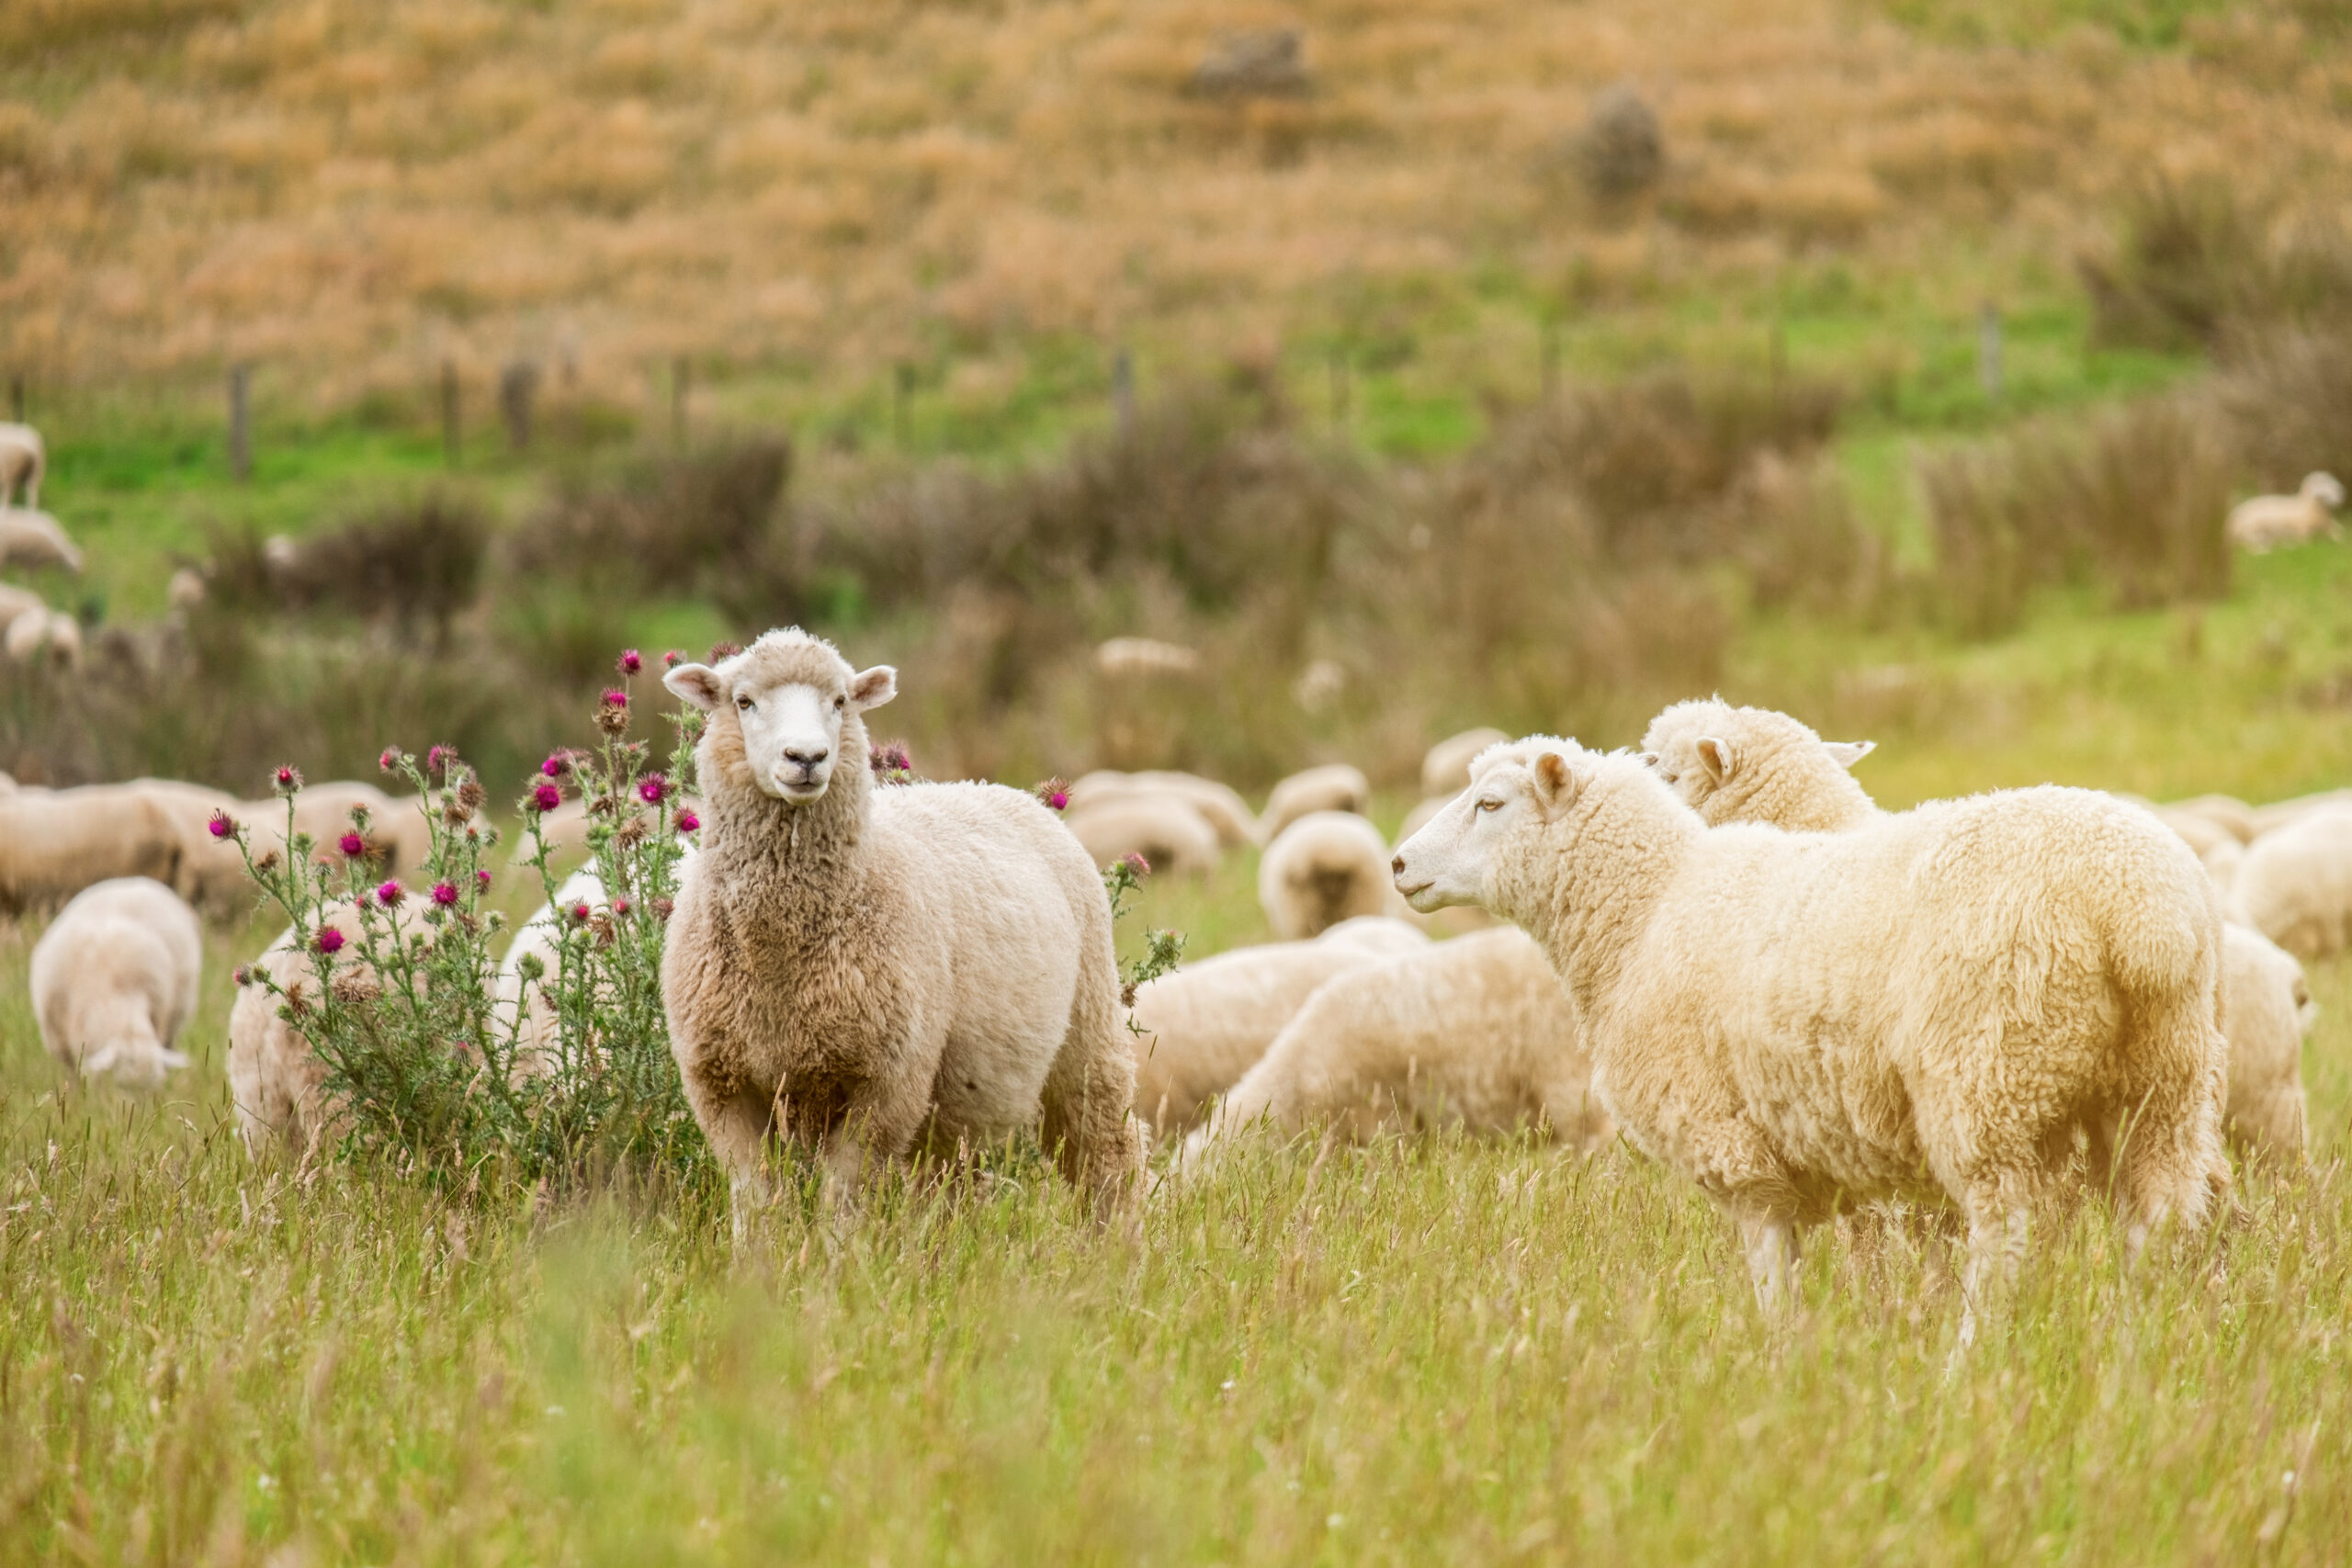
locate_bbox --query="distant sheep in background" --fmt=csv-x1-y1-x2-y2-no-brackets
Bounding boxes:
1094,637,1201,679
31,876,201,1090
1261,762,1370,840
2234,806,2352,959
2247,787,2352,840
1066,794,1222,876
0,507,82,573
230,908,368,1155
0,423,43,511
2220,927,2313,1159
1069,770,1258,847
4,606,80,669
1259,809,1394,939
1420,728,1510,799
0,784,187,914
2228,473,2344,553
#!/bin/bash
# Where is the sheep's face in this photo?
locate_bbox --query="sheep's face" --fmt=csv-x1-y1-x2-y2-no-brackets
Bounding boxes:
667,635,897,805
1637,702,1871,820
1393,741,1581,913
82,1040,189,1092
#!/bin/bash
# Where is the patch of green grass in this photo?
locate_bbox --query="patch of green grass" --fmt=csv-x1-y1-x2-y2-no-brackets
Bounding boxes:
1878,0,2231,47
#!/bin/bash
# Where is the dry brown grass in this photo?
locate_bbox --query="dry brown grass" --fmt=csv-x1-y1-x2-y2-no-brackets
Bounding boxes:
5,0,2352,411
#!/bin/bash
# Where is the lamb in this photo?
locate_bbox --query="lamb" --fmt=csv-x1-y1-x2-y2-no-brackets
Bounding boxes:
1393,736,2230,1320
1064,794,1222,875
0,423,43,511
4,606,80,668
1094,637,1201,679
1258,809,1397,939
29,877,202,1090
228,907,368,1155
1183,929,1610,1164
1643,699,2307,1162
1420,727,1510,799
2226,472,2345,553
1126,916,1430,1132
661,628,1147,1223
1260,762,1371,840
0,507,82,573
1068,770,1259,847
2233,805,2352,958
0,783,188,914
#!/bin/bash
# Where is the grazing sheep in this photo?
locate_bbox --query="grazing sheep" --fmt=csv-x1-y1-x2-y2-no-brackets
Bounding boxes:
1394,738,2230,1319
2233,805,2352,959
1643,699,2303,1162
1420,728,1510,799
30,877,201,1090
2139,801,2240,863
2247,788,2352,840
1064,794,1222,876
228,908,368,1156
2227,473,2345,553
1127,917,1430,1132
494,867,606,1078
1184,929,1609,1164
4,606,80,668
0,423,43,511
0,581,41,627
661,629,1147,1223
1094,637,1201,679
161,778,428,914
1068,770,1259,847
0,784,188,914
1260,762,1371,840
1259,809,1396,940
0,507,82,573
2167,794,2259,845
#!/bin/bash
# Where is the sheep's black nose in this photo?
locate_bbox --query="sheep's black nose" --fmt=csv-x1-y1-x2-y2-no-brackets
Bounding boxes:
1390,854,1406,877
785,746,830,767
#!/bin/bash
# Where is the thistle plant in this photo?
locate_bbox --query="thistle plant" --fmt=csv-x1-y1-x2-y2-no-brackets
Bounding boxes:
1103,851,1186,1021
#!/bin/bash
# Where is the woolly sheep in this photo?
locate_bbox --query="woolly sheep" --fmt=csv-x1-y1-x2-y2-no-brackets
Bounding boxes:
1259,809,1396,940
2167,794,2259,845
1184,928,1609,1165
5,607,80,668
2227,473,2344,553
0,423,43,511
2247,788,2352,840
30,877,201,1089
1420,728,1510,799
0,507,82,573
1068,770,1259,847
1394,737,2230,1319
662,628,1147,1224
0,581,41,627
2234,805,2352,958
494,866,607,1079
1064,794,1221,876
228,907,368,1156
1126,917,1430,1132
1260,762,1370,840
1643,699,2304,1162
1094,637,1201,679
164,779,428,914
0,783,187,914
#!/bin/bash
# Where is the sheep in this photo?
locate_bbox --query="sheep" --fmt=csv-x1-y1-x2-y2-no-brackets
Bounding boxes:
0,783,188,914
1393,737,2230,1322
660,628,1147,1224
0,581,40,628
1260,762,1371,840
1642,699,2305,1163
1126,916,1430,1132
160,778,428,915
1183,929,1609,1165
1421,727,1510,799
228,907,368,1156
1259,809,1396,940
4,606,80,668
0,507,83,573
493,867,607,1079
2227,472,2345,553
2233,805,2352,959
1064,794,1222,876
29,877,201,1090
1094,637,1200,679
2167,793,2259,845
0,423,43,511
2247,788,2352,840
1068,770,1259,847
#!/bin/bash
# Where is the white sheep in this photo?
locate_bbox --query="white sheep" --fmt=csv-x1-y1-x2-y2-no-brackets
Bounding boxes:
228,908,368,1156
1395,737,2230,1320
1643,699,2304,1163
1258,809,1396,940
2233,805,2352,958
166,778,431,915
1183,928,1610,1164
30,876,201,1089
0,507,82,573
1068,770,1259,847
4,606,80,668
1094,637,1201,679
1126,917,1430,1132
2166,793,2259,845
493,866,609,1079
2247,787,2352,840
662,628,1147,1223
2227,473,2345,553
0,581,41,628
1260,762,1370,840
0,423,43,511
1420,727,1510,799
0,783,188,914
1064,794,1222,876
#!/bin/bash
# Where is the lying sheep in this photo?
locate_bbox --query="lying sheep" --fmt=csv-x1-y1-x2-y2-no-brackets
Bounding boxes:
1395,737,2230,1319
1065,794,1221,876
1068,770,1258,847
2227,473,2344,553
1127,917,1430,1132
662,629,1147,1224
165,778,428,914
1094,637,1201,679
228,908,368,1156
0,783,187,915
1644,699,2306,1162
0,507,82,573
1420,727,1510,799
1259,809,1396,940
2234,805,2352,959
4,606,80,668
30,877,201,1089
1260,762,1370,840
0,423,43,511
1184,929,1609,1165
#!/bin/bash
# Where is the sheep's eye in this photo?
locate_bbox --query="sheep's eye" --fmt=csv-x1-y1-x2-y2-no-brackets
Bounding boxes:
1476,797,1502,813
736,696,754,712
834,696,846,711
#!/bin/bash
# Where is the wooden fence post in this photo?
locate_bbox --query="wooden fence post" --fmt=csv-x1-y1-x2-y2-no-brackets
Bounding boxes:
228,364,252,483
441,359,461,468
1978,299,2004,405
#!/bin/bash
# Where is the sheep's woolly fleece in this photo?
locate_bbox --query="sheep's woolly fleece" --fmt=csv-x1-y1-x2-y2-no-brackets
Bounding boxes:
30,876,201,1090
1257,809,1396,940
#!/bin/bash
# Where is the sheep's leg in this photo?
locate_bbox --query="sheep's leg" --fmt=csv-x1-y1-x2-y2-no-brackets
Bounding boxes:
1736,1209,1802,1316
684,1076,780,1250
1040,1032,1148,1221
2114,1005,2232,1263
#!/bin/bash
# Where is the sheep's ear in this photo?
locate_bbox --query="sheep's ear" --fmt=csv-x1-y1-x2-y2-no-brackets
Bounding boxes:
81,1044,121,1077
1636,751,1660,768
1532,750,1581,811
1821,739,1875,770
1695,738,1735,787
664,663,725,712
848,665,898,712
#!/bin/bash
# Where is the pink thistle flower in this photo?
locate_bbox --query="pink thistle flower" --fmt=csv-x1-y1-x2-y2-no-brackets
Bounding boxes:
675,808,701,834
273,764,302,795
337,831,368,858
476,869,492,888
618,649,643,674
540,752,568,778
571,902,592,923
1034,778,1069,812
377,880,404,907
315,928,345,955
378,747,401,773
207,809,236,840
612,896,632,917
1122,852,1150,876
662,649,684,668
600,688,628,710
430,881,459,907
232,964,251,987
426,744,452,776
530,782,562,813
709,639,741,660
638,773,670,805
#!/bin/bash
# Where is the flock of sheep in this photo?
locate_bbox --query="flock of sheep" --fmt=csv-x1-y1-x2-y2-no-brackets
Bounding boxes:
9,621,2340,1331
0,422,87,669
